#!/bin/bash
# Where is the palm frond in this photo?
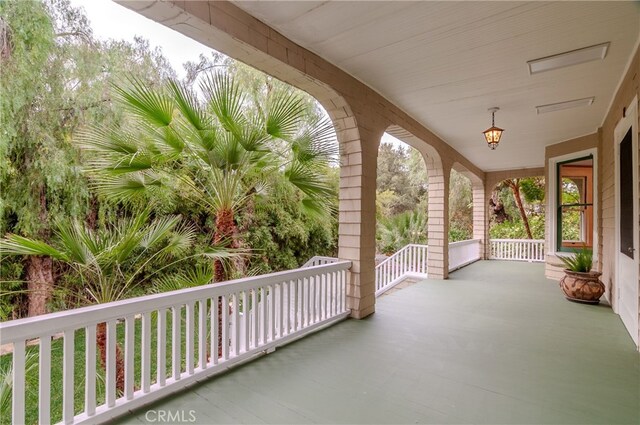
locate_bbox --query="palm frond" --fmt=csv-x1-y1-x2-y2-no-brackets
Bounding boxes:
266,91,306,140
113,78,175,128
141,215,181,250
91,172,164,204
201,72,246,138
0,235,68,261
284,162,335,200
291,118,339,165
167,79,207,131
54,221,93,265
154,264,214,293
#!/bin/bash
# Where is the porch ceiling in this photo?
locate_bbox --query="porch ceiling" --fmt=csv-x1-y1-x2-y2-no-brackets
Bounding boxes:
233,1,639,171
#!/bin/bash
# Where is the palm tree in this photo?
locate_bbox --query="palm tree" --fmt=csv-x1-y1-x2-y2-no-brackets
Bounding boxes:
78,72,337,358
78,72,337,282
378,210,428,255
0,210,226,392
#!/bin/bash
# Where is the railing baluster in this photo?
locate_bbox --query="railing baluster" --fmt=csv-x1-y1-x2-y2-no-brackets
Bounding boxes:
278,283,284,337
293,279,299,331
284,281,290,335
243,291,250,352
85,325,96,415
340,270,345,312
141,312,151,392
233,292,240,356
12,340,26,425
310,276,316,324
106,320,116,407
40,334,52,424
222,294,229,360
269,286,275,342
157,309,167,386
211,297,219,365
251,289,258,349
306,276,312,326
198,300,206,370
172,306,181,380
333,271,338,316
124,316,135,400
262,287,268,344
185,302,195,375
63,330,75,423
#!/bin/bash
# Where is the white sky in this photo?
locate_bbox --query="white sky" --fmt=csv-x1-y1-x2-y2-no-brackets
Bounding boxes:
68,0,401,146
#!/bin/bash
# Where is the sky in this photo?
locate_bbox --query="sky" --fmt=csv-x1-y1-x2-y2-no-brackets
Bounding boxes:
68,0,400,146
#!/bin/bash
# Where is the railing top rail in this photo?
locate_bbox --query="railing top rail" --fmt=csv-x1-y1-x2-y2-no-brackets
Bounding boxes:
301,256,339,268
0,260,351,344
375,244,428,270
448,238,482,247
490,239,544,243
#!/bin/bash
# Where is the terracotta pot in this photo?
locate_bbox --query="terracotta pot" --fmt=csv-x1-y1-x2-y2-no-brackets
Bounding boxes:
559,270,605,304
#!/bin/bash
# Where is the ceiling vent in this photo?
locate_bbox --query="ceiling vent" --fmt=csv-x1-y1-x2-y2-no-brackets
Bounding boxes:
536,97,595,114
528,43,609,74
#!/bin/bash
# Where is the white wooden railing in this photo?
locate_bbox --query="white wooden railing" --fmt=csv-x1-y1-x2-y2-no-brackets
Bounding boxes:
375,244,429,296
0,261,351,425
489,239,545,262
302,256,339,268
448,239,482,271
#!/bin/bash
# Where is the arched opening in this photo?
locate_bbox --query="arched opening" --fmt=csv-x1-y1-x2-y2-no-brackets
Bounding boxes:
489,176,545,241
448,169,473,242
376,133,429,257
487,174,546,262
382,125,450,280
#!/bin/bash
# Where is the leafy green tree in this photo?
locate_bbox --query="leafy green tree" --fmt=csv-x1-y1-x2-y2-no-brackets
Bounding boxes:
0,0,174,316
449,170,473,242
377,143,427,215
490,177,545,240
238,170,338,273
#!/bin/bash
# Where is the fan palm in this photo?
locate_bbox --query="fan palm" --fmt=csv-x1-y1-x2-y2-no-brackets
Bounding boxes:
78,72,337,283
0,210,229,392
378,210,428,255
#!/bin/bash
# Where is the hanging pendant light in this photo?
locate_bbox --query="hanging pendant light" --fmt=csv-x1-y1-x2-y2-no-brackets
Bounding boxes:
483,107,504,150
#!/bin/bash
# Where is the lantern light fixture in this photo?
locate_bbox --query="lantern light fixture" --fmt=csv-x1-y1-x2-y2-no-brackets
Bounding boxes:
483,107,503,150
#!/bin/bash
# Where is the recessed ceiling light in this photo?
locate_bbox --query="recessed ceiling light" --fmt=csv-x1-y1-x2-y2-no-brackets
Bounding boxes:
536,97,595,114
528,43,609,74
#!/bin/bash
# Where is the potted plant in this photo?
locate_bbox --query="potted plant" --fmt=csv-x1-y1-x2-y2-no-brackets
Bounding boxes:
558,246,605,304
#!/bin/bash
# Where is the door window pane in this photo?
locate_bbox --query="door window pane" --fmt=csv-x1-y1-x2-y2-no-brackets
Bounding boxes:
557,157,593,251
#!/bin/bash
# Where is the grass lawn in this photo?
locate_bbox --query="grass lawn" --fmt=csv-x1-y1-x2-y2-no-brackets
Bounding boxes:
1,308,209,425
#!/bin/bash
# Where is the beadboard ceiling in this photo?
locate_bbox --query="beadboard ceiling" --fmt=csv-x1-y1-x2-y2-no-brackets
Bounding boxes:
233,1,640,171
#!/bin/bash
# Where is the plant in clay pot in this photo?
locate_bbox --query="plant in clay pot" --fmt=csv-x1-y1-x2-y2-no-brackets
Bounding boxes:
558,246,605,304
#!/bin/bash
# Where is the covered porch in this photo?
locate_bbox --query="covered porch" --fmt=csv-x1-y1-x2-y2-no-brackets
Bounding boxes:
1,1,639,424
115,261,639,424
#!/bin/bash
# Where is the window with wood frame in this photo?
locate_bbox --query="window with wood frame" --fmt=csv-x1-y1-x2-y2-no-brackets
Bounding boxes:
556,155,593,251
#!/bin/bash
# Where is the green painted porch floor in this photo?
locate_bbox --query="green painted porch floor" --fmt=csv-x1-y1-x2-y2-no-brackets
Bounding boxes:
114,261,640,424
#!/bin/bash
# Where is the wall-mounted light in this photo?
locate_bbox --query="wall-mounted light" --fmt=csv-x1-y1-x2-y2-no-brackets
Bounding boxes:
483,107,503,150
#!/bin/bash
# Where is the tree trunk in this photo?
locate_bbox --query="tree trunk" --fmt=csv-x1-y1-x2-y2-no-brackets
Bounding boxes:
26,256,54,317
96,322,125,394
507,179,533,239
489,191,510,223
213,208,238,358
